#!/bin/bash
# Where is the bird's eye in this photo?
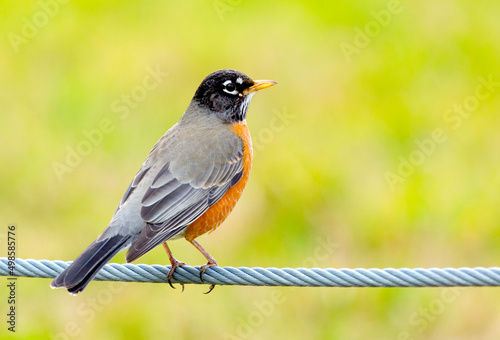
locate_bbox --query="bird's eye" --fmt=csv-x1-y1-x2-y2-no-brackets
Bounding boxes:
222,80,239,95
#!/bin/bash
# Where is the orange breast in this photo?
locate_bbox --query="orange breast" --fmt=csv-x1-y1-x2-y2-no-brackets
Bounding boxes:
184,121,253,241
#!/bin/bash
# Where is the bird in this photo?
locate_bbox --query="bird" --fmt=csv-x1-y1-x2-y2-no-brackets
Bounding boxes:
51,69,277,294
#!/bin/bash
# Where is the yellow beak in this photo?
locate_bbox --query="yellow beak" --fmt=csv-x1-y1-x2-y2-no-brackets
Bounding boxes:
243,80,278,95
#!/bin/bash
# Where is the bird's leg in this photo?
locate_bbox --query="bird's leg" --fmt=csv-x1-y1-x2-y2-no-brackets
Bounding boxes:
187,239,218,294
163,242,185,291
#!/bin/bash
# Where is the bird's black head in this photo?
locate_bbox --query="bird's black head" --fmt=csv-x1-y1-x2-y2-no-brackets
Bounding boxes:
193,69,277,123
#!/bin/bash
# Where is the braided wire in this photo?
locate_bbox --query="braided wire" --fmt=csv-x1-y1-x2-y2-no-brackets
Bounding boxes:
2,258,500,287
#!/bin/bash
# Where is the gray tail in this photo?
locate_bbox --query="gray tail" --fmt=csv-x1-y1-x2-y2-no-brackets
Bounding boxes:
51,234,131,294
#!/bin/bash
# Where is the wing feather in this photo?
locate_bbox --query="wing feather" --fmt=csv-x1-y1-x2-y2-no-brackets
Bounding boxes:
114,166,151,213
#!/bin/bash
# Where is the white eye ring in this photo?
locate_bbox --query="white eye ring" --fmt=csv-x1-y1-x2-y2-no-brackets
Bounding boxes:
222,80,239,95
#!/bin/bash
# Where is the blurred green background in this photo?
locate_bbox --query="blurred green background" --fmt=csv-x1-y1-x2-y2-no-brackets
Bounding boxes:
2,0,500,339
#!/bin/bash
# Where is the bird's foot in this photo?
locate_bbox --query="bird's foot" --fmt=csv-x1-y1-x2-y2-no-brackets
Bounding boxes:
167,259,186,292
199,260,218,294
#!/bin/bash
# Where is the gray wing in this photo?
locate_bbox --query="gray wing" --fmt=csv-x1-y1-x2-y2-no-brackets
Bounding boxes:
114,167,151,214
125,149,244,262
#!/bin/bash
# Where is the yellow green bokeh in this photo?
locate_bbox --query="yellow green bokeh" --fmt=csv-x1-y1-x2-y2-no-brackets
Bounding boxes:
2,0,500,339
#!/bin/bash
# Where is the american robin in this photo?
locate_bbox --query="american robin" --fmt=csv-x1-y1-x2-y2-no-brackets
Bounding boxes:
51,69,277,294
